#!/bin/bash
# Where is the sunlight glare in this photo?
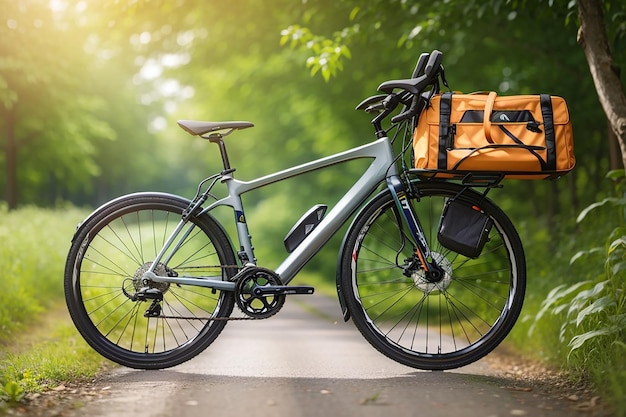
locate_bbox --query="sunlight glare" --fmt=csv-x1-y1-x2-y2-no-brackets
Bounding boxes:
49,0,67,13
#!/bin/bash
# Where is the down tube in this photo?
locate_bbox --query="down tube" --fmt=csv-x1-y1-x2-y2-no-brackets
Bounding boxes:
275,147,396,283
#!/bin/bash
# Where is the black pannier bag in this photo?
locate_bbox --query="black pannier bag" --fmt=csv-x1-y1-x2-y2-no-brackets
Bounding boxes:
437,199,494,258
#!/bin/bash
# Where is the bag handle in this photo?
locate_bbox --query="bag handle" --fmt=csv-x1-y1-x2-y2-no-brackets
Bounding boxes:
483,91,497,144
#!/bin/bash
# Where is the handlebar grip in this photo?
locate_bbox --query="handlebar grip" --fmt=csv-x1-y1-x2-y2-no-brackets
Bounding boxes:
411,53,430,78
424,50,443,77
391,95,424,124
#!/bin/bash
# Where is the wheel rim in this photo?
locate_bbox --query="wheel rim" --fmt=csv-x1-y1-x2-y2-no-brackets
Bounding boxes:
350,189,522,362
71,203,233,357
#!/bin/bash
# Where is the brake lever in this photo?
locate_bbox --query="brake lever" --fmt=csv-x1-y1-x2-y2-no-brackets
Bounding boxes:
355,94,388,111
365,103,384,113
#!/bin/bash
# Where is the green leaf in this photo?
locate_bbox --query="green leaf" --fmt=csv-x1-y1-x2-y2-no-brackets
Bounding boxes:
349,6,360,22
606,169,626,181
528,281,592,336
341,45,352,59
309,63,320,77
568,280,610,316
549,281,593,307
577,198,622,223
569,247,604,265
321,66,331,82
608,237,626,254
1,381,25,403
568,326,620,354
575,295,616,326
612,261,626,277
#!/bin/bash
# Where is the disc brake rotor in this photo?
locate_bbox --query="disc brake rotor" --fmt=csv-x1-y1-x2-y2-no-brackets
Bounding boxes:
411,252,453,294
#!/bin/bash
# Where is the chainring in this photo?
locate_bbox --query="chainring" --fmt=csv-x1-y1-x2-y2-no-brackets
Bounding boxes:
234,267,286,319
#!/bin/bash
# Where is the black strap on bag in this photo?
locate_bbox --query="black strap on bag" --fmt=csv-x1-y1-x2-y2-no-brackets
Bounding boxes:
540,94,557,171
450,143,547,170
497,125,548,170
438,92,453,169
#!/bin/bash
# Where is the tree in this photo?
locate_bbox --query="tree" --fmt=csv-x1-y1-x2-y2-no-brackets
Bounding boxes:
577,0,626,170
0,0,173,208
0,1,111,209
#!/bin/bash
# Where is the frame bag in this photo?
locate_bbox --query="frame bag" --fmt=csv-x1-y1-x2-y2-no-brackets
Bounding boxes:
413,92,575,179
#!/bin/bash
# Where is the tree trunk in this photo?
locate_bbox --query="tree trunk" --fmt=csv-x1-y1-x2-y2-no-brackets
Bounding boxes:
577,0,626,170
3,107,18,210
608,120,621,170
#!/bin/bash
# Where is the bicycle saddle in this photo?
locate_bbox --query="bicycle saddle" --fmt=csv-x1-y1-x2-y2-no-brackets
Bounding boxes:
177,120,254,136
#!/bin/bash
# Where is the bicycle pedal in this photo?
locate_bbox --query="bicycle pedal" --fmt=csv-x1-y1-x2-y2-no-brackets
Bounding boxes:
252,285,315,296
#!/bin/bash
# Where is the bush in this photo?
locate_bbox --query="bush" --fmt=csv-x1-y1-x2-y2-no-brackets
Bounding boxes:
528,170,626,416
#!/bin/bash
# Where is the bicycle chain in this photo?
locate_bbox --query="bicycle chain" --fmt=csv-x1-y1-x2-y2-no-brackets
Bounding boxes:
152,314,267,321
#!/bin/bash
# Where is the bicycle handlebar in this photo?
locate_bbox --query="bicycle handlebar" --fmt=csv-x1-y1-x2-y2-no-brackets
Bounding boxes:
359,50,444,127
377,50,442,95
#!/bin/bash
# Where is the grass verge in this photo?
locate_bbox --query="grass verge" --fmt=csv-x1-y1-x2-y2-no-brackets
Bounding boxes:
0,205,110,412
0,303,110,412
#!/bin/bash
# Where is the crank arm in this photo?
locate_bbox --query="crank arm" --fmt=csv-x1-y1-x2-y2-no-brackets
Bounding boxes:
252,285,315,296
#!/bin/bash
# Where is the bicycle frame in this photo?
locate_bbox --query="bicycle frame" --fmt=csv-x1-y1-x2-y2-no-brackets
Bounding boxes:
146,135,423,291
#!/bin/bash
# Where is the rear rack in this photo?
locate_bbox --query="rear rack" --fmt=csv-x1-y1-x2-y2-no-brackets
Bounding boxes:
408,169,505,188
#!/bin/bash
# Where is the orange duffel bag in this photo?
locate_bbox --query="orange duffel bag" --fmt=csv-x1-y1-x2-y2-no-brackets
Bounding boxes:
413,91,575,179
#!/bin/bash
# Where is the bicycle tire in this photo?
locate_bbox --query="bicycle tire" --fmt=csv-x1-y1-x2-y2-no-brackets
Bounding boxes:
64,193,236,369
339,181,526,370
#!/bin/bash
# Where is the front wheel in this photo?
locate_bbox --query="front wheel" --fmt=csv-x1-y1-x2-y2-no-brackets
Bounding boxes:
64,193,237,369
339,181,526,370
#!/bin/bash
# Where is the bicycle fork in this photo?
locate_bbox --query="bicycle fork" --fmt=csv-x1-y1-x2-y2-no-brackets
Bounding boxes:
386,176,445,282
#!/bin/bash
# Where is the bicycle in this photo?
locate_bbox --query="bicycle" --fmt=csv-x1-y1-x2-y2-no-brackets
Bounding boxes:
64,50,526,371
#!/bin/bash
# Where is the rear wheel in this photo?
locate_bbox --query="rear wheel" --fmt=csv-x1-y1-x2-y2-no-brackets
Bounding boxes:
64,194,236,369
339,181,526,370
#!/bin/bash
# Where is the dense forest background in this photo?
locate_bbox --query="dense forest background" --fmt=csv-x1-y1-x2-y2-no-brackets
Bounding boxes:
2,0,623,208
2,0,624,275
2,0,626,413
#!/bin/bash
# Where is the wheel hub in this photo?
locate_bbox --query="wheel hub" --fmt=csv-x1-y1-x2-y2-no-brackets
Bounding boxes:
133,262,171,294
411,252,453,294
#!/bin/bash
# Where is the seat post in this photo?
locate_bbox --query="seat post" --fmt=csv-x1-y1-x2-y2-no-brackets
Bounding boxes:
208,135,235,174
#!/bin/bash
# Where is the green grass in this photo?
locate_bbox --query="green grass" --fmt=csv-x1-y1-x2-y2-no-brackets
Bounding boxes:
0,205,86,340
0,315,108,404
0,205,109,409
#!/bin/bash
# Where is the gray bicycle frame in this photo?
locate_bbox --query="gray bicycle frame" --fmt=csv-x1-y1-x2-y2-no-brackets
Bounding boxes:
146,136,399,291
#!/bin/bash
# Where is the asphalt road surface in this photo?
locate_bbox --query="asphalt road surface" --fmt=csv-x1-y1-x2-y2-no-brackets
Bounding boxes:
72,294,577,417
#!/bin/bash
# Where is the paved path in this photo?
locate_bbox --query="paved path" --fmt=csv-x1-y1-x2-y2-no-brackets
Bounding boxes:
72,294,575,417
